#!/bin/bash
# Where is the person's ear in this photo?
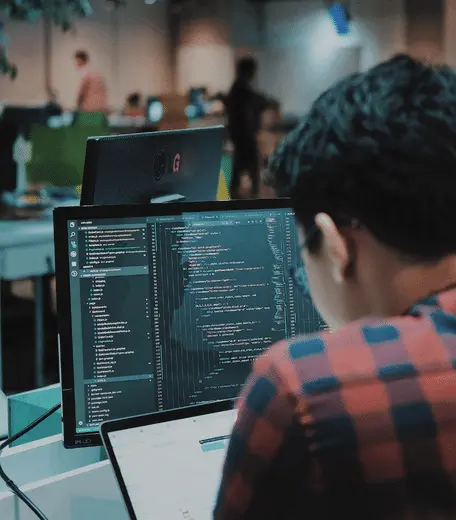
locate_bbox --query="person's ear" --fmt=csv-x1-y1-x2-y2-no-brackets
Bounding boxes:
314,213,350,284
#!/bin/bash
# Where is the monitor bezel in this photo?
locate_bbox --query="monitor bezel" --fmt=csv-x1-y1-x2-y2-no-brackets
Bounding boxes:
54,198,292,448
100,400,235,520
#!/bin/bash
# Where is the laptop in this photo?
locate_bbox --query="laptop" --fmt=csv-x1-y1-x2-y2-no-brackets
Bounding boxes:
80,126,225,206
100,400,236,520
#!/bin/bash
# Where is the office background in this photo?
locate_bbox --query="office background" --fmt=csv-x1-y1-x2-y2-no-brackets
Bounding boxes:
2,0,451,115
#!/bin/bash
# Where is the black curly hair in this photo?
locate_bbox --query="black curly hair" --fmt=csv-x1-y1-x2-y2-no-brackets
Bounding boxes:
270,54,456,261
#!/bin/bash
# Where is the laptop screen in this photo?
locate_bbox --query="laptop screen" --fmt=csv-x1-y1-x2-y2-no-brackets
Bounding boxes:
107,408,238,519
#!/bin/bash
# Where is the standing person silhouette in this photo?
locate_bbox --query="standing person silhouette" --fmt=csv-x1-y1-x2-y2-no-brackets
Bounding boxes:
226,57,269,199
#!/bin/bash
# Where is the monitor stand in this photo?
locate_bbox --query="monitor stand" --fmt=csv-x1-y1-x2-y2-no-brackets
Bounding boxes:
150,194,186,204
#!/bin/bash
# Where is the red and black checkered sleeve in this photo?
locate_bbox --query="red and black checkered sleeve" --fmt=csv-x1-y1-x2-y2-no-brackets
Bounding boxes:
213,345,296,520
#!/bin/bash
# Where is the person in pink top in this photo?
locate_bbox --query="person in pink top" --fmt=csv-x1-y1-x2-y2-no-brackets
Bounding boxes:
74,50,108,114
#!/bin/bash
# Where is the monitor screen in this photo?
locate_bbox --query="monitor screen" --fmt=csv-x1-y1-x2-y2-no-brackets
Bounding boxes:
55,200,327,447
103,406,237,520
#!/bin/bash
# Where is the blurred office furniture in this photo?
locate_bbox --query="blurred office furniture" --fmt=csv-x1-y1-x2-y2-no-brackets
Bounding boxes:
8,385,64,447
0,436,122,520
0,218,55,391
27,121,110,187
1,104,61,137
0,105,61,196
72,111,108,128
0,387,116,519
0,119,17,195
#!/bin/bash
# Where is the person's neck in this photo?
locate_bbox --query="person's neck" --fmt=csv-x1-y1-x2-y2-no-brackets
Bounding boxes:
374,256,456,316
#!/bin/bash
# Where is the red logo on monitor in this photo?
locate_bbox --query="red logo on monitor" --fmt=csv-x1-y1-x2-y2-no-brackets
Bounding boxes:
173,154,181,173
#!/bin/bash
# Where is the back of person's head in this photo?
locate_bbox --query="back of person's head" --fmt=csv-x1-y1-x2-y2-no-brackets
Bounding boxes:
74,50,89,65
127,93,141,107
274,54,456,259
271,54,456,327
236,56,257,83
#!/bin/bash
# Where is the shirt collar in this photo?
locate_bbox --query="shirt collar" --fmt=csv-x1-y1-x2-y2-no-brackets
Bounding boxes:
408,287,456,316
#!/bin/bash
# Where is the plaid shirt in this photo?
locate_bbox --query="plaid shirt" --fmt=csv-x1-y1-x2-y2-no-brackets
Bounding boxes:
214,288,456,520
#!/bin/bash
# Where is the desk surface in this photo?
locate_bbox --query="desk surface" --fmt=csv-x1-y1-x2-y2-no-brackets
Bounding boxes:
0,220,53,248
0,205,46,222
0,206,54,279
0,205,53,246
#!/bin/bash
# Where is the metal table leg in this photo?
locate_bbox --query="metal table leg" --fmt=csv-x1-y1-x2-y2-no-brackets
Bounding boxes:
0,280,7,438
0,277,2,391
34,276,45,388
0,391,6,438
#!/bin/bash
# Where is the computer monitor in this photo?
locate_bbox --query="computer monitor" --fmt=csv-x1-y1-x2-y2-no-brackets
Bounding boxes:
54,199,327,448
0,104,62,194
80,126,224,206
1,104,62,136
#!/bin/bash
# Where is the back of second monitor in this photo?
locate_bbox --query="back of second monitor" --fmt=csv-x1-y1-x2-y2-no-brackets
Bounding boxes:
80,126,225,206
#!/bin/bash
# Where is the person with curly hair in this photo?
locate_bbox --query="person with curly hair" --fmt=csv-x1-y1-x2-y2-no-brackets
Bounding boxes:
215,54,456,520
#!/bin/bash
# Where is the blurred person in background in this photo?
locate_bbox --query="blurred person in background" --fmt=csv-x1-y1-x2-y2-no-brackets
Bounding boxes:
123,92,145,117
261,126,303,198
74,50,108,114
226,56,270,199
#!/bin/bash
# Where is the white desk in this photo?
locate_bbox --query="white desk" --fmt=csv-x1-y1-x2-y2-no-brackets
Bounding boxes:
0,434,116,520
0,218,55,390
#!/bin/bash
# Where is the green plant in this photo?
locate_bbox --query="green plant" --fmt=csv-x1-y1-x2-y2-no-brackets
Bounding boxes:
0,0,125,79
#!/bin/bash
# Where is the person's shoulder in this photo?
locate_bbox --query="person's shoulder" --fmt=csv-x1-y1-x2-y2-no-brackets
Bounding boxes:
254,315,421,392
261,320,368,362
269,314,423,359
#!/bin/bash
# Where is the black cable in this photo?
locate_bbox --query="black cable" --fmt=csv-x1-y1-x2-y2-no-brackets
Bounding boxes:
0,402,61,520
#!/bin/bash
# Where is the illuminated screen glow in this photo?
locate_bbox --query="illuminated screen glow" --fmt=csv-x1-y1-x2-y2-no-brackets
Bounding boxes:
147,101,163,123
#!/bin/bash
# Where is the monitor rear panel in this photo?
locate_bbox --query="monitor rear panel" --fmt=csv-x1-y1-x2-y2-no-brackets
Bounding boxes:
80,127,224,206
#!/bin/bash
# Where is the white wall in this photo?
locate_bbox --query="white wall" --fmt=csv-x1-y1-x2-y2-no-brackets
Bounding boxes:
0,0,172,109
175,0,235,95
405,0,444,63
175,0,406,115
444,0,456,67
176,17,235,95
352,0,406,70
255,0,406,115
0,18,47,105
257,1,359,114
